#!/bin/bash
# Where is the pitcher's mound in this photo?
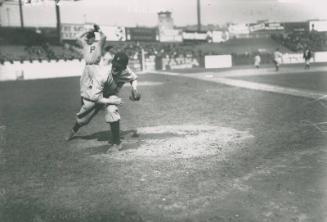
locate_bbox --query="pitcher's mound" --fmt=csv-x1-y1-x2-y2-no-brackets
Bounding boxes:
98,125,254,161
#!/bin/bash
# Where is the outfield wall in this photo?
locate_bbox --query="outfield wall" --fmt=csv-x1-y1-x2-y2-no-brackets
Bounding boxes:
2,52,327,81
205,55,233,69
313,52,327,63
0,59,84,81
281,52,327,64
0,59,154,81
281,53,305,64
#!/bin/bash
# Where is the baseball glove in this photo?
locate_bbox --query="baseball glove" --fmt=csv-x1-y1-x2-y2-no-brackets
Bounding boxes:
93,24,100,32
129,89,141,101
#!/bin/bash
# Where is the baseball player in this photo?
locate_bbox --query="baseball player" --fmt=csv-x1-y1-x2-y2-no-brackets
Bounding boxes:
303,47,313,70
273,48,283,72
101,51,141,153
254,52,261,69
66,25,123,151
100,45,115,66
77,24,106,100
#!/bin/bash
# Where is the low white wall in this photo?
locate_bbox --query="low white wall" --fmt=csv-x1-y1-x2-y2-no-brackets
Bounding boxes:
281,53,305,64
205,55,232,69
162,57,199,70
313,51,327,63
2,51,327,82
282,52,327,64
0,59,84,81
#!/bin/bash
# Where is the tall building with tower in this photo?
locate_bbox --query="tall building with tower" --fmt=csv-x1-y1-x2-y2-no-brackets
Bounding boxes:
158,11,174,31
157,11,182,42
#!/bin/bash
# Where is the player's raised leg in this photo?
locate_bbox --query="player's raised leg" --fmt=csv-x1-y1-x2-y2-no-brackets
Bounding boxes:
66,99,101,141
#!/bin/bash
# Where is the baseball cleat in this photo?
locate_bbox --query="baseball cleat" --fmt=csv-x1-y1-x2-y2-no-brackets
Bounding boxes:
65,129,76,141
106,143,123,154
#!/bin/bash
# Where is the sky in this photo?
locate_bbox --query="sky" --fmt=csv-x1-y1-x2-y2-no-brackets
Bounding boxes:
64,0,327,26
1,0,327,27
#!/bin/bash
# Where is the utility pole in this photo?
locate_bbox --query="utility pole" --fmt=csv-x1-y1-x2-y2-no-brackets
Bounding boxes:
18,0,24,28
197,0,201,32
55,0,61,43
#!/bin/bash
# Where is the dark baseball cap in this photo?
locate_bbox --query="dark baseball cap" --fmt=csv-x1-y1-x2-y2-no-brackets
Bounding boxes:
86,31,95,39
113,52,129,69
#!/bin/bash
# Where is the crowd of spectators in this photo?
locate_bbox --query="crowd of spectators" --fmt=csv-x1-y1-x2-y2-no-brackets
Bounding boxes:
0,27,286,67
272,31,327,52
67,41,204,69
0,40,277,68
3,26,327,69
0,27,80,63
2,26,309,68
0,44,81,64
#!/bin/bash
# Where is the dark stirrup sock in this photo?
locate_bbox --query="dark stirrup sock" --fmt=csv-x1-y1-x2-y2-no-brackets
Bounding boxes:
72,122,81,133
110,121,120,145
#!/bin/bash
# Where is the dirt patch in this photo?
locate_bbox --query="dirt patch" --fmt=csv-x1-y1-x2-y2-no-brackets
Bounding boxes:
94,125,254,161
125,81,164,87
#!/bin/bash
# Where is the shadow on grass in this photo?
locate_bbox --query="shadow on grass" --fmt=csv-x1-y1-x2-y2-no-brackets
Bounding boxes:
73,129,139,142
79,129,187,155
1,199,144,222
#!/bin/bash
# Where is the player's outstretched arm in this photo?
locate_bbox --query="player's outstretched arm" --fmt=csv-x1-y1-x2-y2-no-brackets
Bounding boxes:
129,80,141,101
131,79,138,91
122,66,140,101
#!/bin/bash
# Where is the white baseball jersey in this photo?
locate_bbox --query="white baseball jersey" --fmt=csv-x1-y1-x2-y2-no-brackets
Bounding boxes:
76,32,106,64
274,51,283,64
254,55,261,66
80,40,105,65
78,33,107,99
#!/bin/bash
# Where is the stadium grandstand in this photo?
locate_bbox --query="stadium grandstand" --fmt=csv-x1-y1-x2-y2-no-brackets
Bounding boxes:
1,0,327,69
0,24,291,67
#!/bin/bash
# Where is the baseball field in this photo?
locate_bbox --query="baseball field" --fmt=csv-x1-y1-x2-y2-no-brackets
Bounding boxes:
0,65,327,222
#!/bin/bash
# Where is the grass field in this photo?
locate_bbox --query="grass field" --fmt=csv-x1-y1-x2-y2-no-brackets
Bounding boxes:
0,69,327,222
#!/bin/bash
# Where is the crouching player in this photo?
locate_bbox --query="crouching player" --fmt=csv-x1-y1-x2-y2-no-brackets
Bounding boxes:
65,62,123,147
67,52,141,153
102,51,141,152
